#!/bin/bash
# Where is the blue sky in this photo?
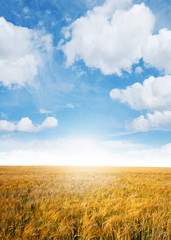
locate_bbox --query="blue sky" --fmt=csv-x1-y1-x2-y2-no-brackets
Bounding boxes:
0,0,171,166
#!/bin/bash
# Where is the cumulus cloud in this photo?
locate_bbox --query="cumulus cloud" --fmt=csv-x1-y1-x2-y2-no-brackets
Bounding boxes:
129,111,171,132
0,17,52,88
0,117,58,132
110,74,171,132
17,118,36,132
60,0,171,75
41,117,58,129
143,28,171,74
61,1,154,75
110,75,171,111
0,137,170,167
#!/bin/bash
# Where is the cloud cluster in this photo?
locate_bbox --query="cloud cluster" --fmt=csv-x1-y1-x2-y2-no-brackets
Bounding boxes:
0,137,170,167
59,0,171,133
110,75,171,111
0,17,52,88
60,0,171,75
0,117,58,132
129,111,171,132
110,75,171,131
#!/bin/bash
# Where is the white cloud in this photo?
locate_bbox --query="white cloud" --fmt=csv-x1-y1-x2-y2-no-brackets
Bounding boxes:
61,1,154,75
60,0,171,75
143,28,171,74
110,75,171,111
0,17,52,88
40,109,52,114
111,74,171,132
0,117,58,132
0,55,38,87
129,111,171,132
17,118,36,132
0,120,16,132
0,137,170,167
41,117,58,129
135,66,143,74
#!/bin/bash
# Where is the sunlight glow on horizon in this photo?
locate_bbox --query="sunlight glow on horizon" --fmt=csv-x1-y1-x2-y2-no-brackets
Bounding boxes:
0,137,170,167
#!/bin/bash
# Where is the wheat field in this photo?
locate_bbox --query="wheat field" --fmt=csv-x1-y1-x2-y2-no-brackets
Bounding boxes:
0,166,170,239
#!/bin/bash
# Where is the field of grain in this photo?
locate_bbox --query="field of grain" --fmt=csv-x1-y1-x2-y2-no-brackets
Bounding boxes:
0,166,170,239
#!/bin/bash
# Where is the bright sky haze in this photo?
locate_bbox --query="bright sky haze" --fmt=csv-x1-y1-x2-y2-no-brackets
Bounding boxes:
0,0,171,166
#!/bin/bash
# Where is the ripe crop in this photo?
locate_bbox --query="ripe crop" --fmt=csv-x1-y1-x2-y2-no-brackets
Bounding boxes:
0,166,170,239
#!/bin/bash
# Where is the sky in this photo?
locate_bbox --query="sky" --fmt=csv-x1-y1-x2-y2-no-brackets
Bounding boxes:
0,0,171,167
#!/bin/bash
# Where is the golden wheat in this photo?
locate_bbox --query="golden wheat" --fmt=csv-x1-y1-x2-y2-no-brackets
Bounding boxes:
0,166,170,239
